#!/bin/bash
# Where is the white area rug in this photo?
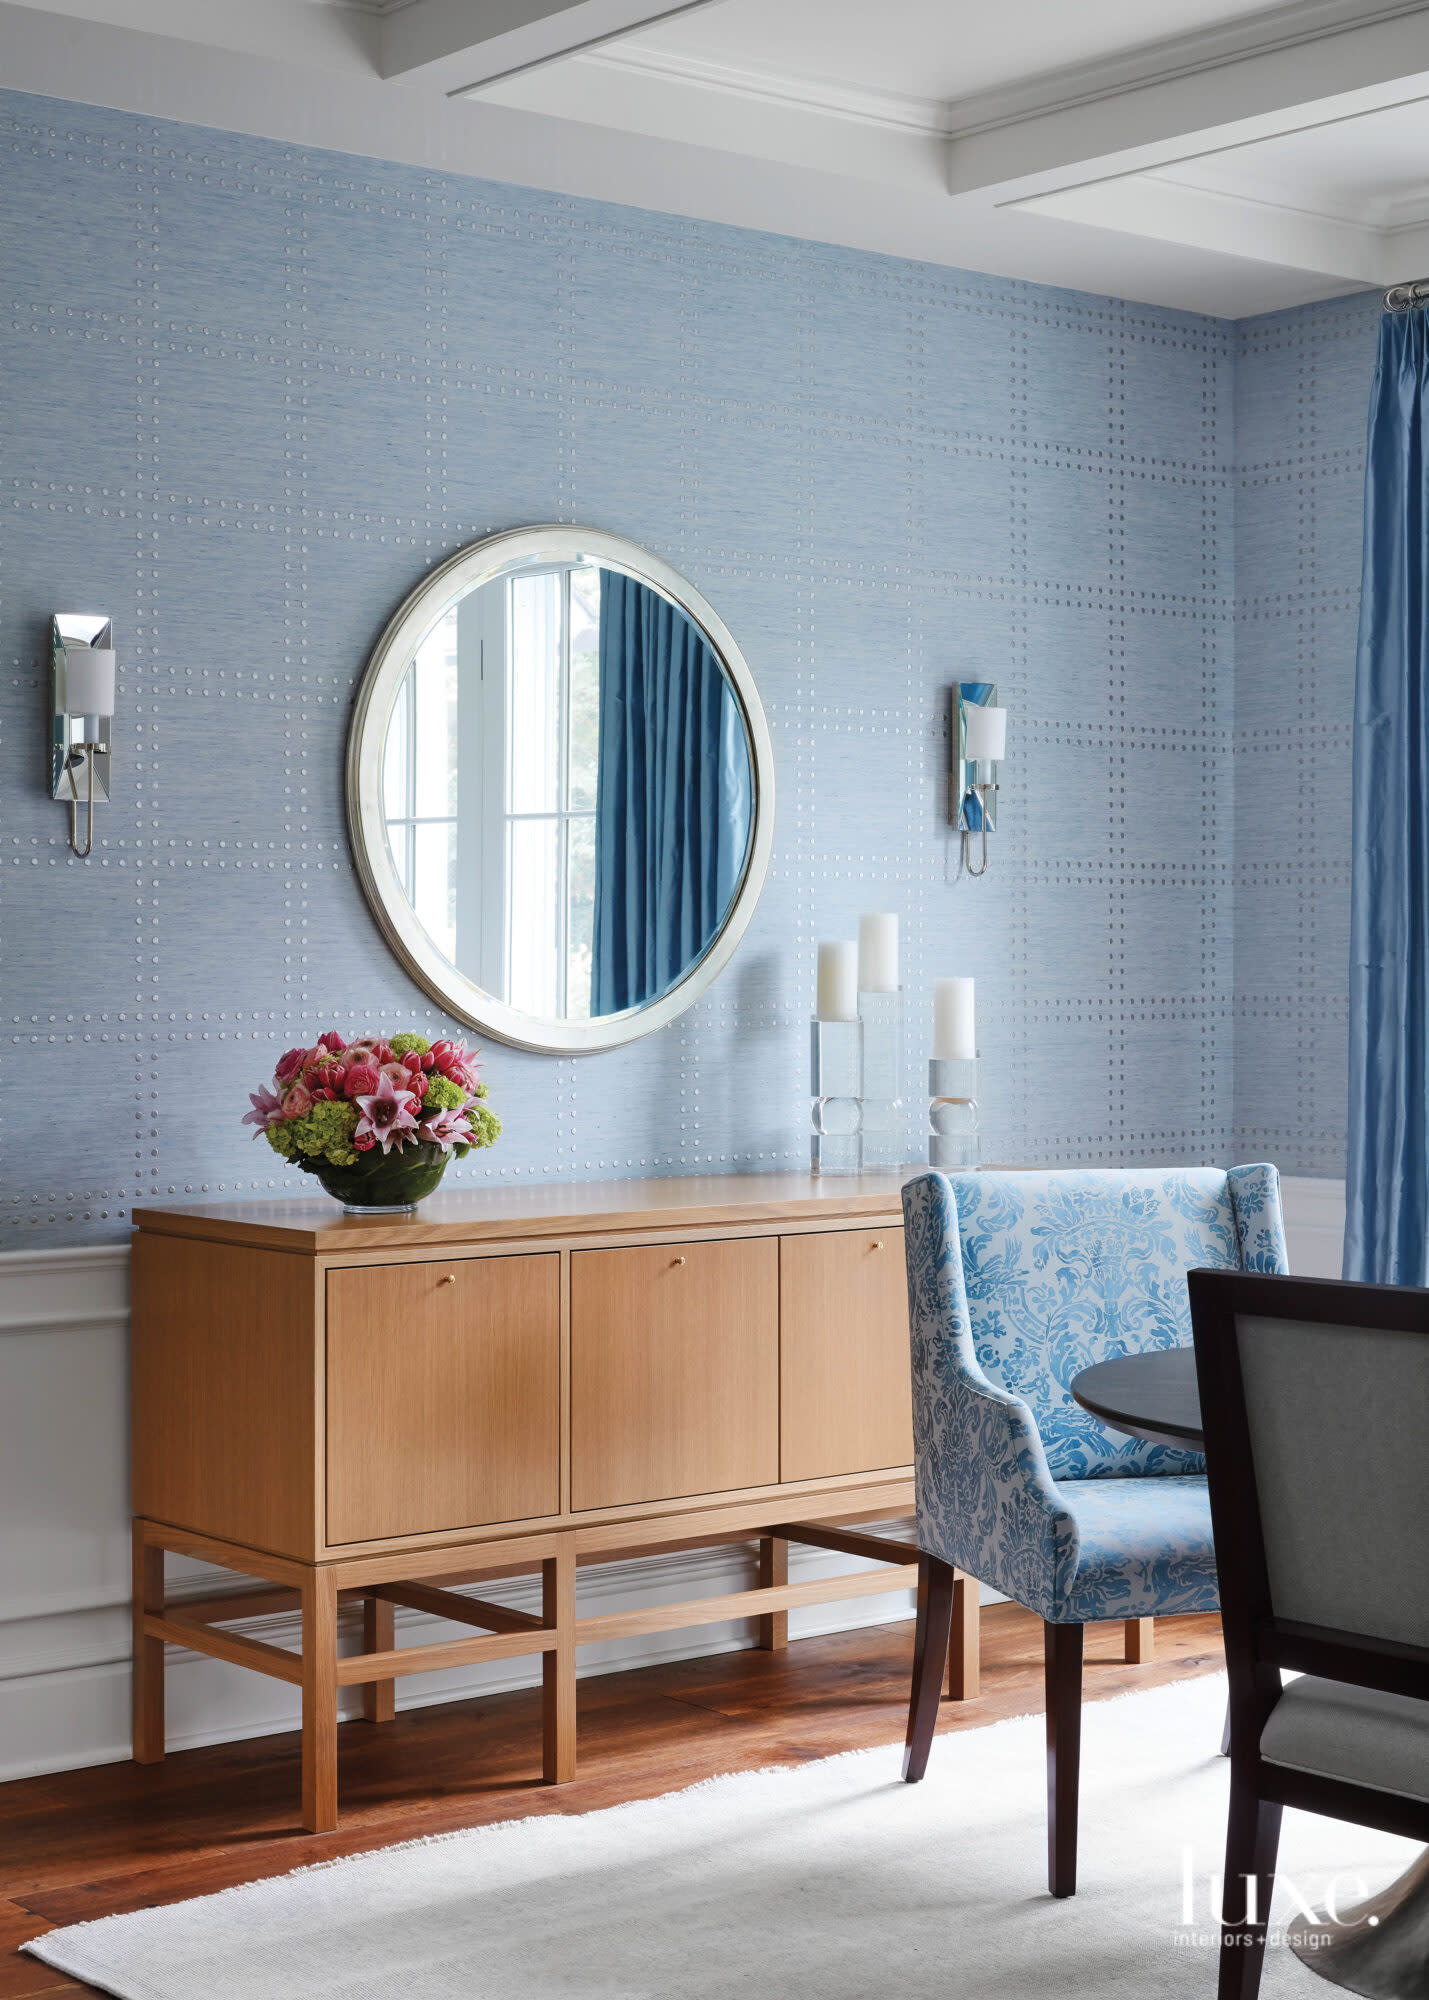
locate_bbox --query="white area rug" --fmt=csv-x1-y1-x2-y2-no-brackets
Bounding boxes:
28,1673,1419,1999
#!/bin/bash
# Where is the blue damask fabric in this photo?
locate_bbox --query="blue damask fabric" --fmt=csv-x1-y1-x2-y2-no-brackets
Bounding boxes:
902,1165,1288,1623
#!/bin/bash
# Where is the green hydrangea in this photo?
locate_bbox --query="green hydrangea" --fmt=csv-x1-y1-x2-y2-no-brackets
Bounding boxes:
423,1073,464,1113
267,1098,360,1167
388,1032,431,1057
456,1099,501,1157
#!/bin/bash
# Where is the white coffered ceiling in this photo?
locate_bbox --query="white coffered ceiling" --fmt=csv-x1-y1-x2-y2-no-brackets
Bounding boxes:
4,0,1429,315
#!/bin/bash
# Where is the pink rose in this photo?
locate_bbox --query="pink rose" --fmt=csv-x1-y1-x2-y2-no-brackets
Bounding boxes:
344,1062,380,1100
281,1081,313,1119
275,1047,308,1086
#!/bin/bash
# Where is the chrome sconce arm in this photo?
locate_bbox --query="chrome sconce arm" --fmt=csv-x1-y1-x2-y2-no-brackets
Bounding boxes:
950,683,1008,879
52,616,116,860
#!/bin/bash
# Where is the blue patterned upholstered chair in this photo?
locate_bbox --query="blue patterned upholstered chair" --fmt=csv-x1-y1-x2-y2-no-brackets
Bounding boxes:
900,1165,1288,1897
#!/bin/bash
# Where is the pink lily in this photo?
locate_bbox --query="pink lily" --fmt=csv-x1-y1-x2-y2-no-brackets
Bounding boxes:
242,1085,284,1133
353,1070,421,1154
419,1105,471,1151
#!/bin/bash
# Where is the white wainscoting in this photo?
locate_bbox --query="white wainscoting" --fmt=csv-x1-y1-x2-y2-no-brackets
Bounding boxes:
0,1176,1346,1783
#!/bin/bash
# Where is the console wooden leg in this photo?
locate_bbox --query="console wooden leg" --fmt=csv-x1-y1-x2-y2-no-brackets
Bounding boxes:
946,1571,980,1699
301,1570,339,1833
1124,1616,1155,1664
362,1595,395,1723
542,1546,576,1785
131,1525,165,1765
757,1535,789,1650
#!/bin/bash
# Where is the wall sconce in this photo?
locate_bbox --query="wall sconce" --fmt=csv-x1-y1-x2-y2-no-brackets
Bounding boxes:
951,683,1007,879
52,615,116,859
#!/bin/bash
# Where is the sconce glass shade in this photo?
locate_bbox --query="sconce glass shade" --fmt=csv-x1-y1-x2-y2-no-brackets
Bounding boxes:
962,701,1006,763
62,646,116,720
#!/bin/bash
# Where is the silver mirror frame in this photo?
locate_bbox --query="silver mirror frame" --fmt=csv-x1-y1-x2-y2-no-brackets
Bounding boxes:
347,526,775,1055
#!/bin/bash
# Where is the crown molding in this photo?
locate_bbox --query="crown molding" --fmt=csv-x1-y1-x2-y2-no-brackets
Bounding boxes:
583,43,948,135
943,0,1429,138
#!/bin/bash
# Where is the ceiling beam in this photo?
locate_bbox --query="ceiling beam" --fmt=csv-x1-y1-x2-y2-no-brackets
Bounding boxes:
377,0,725,95
945,0,1429,196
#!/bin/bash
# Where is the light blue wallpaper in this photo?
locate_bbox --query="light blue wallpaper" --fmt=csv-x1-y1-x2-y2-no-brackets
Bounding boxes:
1233,291,1380,1176
2,89,1249,1245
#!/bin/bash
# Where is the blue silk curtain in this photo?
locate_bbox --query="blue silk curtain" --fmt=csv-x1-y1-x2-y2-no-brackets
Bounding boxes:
591,573,752,1015
1345,310,1429,1283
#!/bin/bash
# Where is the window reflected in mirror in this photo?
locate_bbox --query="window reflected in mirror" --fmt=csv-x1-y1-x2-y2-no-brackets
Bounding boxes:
380,560,754,1028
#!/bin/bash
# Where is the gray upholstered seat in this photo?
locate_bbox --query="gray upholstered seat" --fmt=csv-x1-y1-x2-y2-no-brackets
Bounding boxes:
1261,1676,1429,1803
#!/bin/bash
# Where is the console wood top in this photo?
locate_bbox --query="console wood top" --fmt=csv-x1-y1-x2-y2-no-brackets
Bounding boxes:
131,1170,918,1254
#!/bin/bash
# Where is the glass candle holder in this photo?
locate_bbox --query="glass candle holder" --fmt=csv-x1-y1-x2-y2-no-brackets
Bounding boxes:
929,1054,979,1171
811,1018,862,1175
858,988,904,1170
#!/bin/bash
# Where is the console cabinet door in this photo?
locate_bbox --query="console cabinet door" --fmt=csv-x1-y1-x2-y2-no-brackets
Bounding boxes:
779,1227,913,1481
326,1253,559,1544
571,1237,779,1510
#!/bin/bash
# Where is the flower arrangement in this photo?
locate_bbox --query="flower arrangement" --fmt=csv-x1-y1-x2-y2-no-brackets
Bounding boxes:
243,1030,499,1209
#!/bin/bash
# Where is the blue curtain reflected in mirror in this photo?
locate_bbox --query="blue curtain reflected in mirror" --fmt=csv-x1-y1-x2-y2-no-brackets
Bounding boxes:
591,573,753,1015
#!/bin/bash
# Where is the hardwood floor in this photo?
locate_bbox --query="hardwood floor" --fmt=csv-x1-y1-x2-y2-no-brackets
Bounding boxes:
0,1604,1224,1997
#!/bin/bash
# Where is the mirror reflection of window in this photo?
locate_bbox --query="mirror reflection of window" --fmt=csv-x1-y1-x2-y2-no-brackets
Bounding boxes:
384,565,602,1021
380,560,752,1026
381,610,459,964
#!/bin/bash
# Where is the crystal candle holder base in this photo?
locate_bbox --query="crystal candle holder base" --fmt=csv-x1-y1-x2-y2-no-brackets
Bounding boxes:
811,1018,862,1175
929,1054,980,1171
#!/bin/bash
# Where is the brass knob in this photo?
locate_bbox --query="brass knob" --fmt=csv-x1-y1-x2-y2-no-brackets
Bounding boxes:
441,1272,457,1285
673,1254,687,1266
872,1239,884,1250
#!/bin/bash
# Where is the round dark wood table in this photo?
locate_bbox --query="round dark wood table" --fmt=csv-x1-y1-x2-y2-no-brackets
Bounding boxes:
1070,1347,1427,1999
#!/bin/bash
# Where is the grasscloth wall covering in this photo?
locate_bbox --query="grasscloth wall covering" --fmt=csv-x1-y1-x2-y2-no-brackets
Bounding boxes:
1233,292,1380,1176
5,84,1353,1253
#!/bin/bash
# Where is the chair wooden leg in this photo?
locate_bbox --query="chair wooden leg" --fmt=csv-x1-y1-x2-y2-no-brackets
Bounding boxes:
131,1525,165,1765
542,1546,576,1785
301,1569,339,1833
361,1594,395,1724
1218,1780,1282,2000
945,1572,980,1699
902,1554,956,1782
1124,1616,1154,1663
1045,1619,1084,1898
757,1535,789,1651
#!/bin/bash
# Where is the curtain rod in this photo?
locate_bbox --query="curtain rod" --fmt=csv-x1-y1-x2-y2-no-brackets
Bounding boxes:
1384,279,1429,311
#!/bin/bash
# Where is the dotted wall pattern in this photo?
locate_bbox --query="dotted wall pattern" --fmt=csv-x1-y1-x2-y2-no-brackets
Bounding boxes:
1,90,1242,1246
1233,290,1380,1177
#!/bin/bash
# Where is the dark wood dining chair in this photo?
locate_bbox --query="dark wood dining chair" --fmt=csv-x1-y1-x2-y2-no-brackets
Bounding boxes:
1188,1267,1429,2000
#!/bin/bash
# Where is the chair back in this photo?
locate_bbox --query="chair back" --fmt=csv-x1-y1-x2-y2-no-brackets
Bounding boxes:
939,1165,1285,1479
1189,1269,1429,1688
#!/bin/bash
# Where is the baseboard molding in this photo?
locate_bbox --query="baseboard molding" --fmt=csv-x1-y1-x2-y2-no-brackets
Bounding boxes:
0,1173,1343,1782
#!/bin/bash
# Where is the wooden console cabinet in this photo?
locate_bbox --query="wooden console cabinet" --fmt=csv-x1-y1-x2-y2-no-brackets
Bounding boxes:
130,1173,977,1830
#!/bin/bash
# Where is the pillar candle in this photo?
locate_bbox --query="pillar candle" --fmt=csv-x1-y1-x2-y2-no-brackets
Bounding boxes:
816,940,858,1022
934,977,976,1061
857,912,899,993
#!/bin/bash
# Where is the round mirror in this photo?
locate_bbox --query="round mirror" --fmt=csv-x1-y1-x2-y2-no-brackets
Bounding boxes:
347,527,774,1053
